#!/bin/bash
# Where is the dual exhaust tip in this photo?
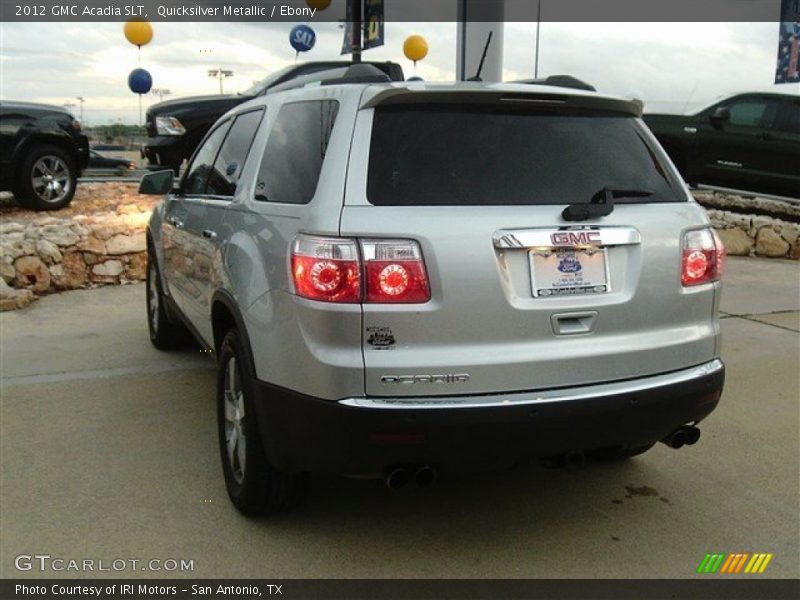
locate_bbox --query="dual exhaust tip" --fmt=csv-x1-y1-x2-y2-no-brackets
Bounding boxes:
661,425,701,449
386,465,437,490
385,426,701,488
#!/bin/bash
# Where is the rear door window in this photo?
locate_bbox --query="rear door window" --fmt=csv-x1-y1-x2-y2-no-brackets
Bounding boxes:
776,99,800,134
367,105,684,206
207,109,264,197
255,100,339,204
183,121,231,195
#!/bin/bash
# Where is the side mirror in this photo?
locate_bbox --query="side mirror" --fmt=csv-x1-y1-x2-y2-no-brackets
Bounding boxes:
138,170,175,195
710,106,730,127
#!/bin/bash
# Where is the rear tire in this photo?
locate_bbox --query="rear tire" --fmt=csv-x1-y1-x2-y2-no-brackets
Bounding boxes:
15,144,77,211
146,244,190,350
217,328,307,516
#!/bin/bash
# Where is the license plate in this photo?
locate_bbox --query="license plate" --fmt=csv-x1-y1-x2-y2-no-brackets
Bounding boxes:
529,247,609,297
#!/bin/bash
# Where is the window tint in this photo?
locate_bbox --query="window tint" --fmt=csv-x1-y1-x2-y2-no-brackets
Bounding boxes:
207,109,264,197
778,100,800,134
367,106,684,206
184,121,231,195
728,99,779,128
255,100,339,204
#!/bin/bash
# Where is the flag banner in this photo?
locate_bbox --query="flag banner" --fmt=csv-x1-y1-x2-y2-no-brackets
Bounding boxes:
364,0,386,50
341,0,385,55
775,0,800,83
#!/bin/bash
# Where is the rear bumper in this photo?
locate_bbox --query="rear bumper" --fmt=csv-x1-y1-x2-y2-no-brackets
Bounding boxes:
253,360,724,475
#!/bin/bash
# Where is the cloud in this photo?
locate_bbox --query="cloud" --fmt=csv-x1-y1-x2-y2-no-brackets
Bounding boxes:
0,20,796,123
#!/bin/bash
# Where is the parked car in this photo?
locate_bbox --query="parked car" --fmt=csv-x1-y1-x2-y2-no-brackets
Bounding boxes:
0,101,89,210
142,60,404,173
644,92,800,198
139,65,726,515
88,149,136,173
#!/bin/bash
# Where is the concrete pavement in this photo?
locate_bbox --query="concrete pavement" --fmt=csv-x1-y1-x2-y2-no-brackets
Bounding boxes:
1,257,798,579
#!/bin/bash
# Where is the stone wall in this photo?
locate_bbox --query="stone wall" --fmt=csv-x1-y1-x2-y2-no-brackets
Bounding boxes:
1,185,797,311
0,184,156,310
693,191,800,260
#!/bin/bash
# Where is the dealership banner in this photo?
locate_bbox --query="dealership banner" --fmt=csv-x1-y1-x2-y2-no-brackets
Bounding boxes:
775,0,800,83
0,0,791,22
341,0,384,55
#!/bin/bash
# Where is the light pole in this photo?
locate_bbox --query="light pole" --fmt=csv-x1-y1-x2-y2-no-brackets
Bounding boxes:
534,0,542,78
75,97,85,123
208,69,234,94
151,88,171,102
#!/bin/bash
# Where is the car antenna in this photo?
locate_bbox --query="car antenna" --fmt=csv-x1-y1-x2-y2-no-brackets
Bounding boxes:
467,31,493,82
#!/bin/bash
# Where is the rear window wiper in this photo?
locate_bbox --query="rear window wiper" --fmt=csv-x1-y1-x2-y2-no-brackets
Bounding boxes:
562,187,653,221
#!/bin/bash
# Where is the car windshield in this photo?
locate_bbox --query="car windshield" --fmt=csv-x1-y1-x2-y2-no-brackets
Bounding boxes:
367,105,685,206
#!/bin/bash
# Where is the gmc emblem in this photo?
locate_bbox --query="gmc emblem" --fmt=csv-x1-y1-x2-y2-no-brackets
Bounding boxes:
551,231,601,246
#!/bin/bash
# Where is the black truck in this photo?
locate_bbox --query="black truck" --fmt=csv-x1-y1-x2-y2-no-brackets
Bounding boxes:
142,61,404,173
0,101,90,210
643,92,799,199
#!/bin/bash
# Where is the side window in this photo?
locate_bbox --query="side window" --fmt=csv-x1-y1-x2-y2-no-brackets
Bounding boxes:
255,100,340,204
207,109,264,197
183,121,231,195
777,100,800,134
727,99,780,129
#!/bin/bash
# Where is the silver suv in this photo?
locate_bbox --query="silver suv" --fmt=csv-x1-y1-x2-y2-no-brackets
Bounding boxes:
139,65,726,515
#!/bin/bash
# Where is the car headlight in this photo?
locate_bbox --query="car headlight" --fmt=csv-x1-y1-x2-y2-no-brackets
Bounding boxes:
155,116,186,136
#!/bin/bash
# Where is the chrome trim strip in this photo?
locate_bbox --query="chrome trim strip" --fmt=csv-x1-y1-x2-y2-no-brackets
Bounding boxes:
338,360,723,410
492,226,641,249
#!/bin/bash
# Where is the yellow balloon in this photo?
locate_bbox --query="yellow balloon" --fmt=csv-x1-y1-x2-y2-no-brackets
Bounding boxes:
306,0,331,9
403,35,428,63
124,20,153,47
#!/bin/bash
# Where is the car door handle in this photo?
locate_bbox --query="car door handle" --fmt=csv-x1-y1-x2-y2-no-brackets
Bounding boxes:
167,216,184,229
202,229,217,240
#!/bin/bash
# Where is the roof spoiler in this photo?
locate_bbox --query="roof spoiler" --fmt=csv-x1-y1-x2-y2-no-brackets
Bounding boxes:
361,89,643,117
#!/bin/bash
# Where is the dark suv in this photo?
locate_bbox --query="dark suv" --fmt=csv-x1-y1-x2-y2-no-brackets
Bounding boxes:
142,61,403,173
0,101,89,210
644,92,800,198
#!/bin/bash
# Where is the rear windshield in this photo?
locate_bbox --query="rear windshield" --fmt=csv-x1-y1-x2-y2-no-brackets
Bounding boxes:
367,105,685,206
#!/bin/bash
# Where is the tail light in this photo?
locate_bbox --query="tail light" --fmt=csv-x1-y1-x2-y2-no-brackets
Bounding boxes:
291,236,430,304
361,239,430,303
291,236,360,303
682,228,725,286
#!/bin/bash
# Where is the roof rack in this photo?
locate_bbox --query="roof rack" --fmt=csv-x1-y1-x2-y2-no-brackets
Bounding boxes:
267,64,398,95
513,75,596,92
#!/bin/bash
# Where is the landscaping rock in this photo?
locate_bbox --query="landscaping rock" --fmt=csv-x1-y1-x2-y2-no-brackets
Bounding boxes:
755,227,790,258
106,232,146,255
717,227,754,256
35,239,62,265
58,252,87,289
0,278,35,311
92,259,123,278
14,255,51,292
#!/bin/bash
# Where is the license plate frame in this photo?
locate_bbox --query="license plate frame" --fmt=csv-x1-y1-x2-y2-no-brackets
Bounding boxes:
529,247,610,297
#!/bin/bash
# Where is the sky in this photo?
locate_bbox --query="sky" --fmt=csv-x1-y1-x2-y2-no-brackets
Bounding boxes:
0,20,797,125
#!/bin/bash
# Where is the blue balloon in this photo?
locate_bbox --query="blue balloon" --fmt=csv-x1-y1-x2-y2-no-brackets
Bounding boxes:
289,24,316,53
128,68,152,95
